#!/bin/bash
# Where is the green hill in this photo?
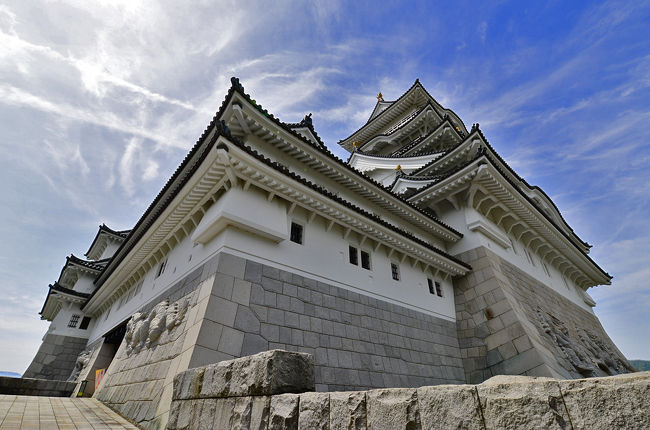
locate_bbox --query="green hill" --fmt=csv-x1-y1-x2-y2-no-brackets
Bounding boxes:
630,360,650,371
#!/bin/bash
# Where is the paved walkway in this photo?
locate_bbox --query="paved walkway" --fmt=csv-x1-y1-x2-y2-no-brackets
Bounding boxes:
0,395,140,430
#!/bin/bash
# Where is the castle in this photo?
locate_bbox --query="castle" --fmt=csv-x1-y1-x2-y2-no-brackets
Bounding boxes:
24,78,634,428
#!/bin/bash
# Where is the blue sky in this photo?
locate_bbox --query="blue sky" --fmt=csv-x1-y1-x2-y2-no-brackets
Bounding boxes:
0,1,648,373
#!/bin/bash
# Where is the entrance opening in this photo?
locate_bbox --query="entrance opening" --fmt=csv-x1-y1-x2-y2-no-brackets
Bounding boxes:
80,319,128,397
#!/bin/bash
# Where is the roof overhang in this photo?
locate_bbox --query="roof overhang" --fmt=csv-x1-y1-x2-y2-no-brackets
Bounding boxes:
408,158,611,288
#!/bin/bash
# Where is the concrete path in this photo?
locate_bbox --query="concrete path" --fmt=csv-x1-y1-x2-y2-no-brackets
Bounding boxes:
0,395,140,430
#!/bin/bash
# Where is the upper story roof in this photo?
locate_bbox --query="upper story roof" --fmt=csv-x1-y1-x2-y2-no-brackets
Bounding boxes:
339,80,468,152
85,224,130,260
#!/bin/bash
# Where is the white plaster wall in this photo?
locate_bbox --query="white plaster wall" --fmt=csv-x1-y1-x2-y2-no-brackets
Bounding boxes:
242,134,445,250
50,302,92,338
439,205,595,313
87,189,456,344
99,241,121,260
73,275,96,295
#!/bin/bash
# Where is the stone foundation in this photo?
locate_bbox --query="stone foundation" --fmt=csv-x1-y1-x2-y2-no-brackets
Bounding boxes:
23,333,88,380
167,350,650,430
91,252,465,428
453,246,633,383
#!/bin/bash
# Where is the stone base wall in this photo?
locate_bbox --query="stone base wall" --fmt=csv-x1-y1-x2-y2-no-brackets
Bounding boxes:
0,376,76,397
91,251,465,429
22,333,88,380
191,253,465,391
453,246,633,383
166,350,650,430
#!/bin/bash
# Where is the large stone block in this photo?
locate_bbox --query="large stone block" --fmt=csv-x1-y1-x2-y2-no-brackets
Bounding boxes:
184,349,313,400
298,392,330,430
477,375,571,430
417,384,483,430
329,391,367,430
269,393,300,430
558,371,650,429
366,388,421,430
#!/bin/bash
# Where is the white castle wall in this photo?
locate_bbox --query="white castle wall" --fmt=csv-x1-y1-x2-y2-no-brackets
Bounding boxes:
440,204,594,312
88,186,456,346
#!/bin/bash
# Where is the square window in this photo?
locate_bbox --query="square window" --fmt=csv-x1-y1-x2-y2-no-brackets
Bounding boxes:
435,281,443,297
290,222,304,244
68,314,80,328
79,317,91,330
391,263,400,281
349,245,358,265
360,250,371,270
427,278,435,295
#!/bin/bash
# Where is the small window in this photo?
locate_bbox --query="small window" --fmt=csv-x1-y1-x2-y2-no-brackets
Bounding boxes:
435,281,443,297
349,246,358,265
68,314,80,328
79,317,91,330
427,278,435,295
360,250,371,270
290,222,303,244
391,263,400,281
156,259,167,278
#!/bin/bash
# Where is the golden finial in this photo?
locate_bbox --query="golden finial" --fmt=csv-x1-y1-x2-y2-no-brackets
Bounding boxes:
353,141,360,148
395,164,402,171
377,92,384,101
455,126,461,131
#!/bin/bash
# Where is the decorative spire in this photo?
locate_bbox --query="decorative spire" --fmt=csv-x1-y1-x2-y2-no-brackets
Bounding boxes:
377,92,384,102
395,164,402,171
301,113,313,127
353,141,360,148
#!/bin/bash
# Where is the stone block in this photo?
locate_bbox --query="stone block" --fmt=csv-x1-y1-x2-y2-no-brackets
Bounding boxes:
241,333,269,356
417,384,483,430
204,295,238,326
298,392,330,430
559,371,650,430
217,326,244,356
330,391,367,430
477,375,571,429
198,350,314,398
217,253,246,278
212,273,235,300
234,306,261,333
173,367,206,400
366,388,420,430
232,278,252,306
269,393,300,430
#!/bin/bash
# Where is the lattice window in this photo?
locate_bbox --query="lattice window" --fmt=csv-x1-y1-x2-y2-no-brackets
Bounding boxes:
68,314,80,328
391,263,400,281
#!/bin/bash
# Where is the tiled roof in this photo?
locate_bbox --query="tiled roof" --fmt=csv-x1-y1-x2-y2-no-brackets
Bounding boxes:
84,224,131,257
39,282,91,316
87,78,470,306
228,78,463,238
405,151,610,280
218,135,472,271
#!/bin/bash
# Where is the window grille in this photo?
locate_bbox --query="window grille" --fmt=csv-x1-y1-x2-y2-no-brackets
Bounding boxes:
391,263,400,281
68,314,80,328
435,281,443,297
